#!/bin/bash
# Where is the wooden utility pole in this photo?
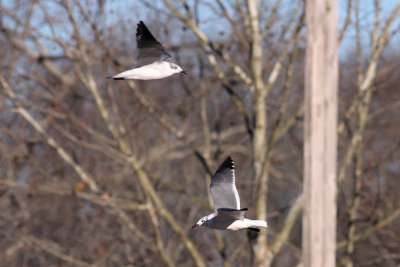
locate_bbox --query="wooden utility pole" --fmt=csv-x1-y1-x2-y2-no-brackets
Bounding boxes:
303,0,338,266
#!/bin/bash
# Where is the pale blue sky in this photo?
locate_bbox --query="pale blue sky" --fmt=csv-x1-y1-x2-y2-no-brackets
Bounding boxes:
103,0,400,58
3,0,399,60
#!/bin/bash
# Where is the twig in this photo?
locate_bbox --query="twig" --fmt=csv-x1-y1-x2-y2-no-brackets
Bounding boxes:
24,236,96,267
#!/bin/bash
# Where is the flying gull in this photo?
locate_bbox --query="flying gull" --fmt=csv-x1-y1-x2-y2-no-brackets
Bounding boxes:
192,156,268,232
107,21,187,80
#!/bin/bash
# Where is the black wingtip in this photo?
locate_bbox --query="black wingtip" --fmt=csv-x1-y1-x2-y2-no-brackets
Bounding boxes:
219,156,234,169
248,228,260,232
213,156,234,176
136,20,156,46
136,21,145,35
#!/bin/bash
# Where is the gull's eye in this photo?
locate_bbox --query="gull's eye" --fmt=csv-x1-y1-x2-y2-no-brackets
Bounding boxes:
170,64,178,70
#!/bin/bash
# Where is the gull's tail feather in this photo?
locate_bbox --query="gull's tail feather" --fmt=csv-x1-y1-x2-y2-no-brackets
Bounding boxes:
107,69,136,80
244,219,268,229
107,75,124,80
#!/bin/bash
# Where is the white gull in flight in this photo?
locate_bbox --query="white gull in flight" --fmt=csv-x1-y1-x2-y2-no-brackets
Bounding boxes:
107,21,187,80
192,156,267,232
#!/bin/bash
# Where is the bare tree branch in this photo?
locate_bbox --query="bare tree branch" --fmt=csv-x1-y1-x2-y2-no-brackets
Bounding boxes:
0,76,100,192
24,236,96,267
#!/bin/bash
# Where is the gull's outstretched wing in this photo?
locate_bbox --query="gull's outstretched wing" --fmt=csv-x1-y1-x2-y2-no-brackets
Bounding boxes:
210,156,240,212
216,208,247,221
135,21,171,67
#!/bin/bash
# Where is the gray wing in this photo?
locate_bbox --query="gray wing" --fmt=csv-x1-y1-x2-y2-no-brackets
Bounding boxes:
210,156,240,212
135,21,172,67
216,208,247,221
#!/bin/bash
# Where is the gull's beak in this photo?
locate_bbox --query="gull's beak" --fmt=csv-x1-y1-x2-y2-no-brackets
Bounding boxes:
191,224,198,229
181,70,188,75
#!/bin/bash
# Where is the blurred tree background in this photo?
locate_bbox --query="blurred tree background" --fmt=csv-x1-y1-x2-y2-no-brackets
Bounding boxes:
0,0,399,266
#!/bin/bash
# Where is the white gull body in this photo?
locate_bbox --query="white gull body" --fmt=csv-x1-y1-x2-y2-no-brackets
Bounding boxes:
110,61,183,80
192,156,267,232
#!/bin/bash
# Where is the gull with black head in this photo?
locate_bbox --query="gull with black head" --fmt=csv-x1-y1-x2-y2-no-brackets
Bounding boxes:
192,156,268,232
107,21,187,80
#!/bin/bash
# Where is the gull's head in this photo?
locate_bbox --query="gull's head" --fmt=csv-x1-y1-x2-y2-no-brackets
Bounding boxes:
191,215,209,229
169,63,188,75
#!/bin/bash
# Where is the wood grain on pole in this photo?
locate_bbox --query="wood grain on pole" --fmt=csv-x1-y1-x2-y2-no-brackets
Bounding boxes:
303,0,338,266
